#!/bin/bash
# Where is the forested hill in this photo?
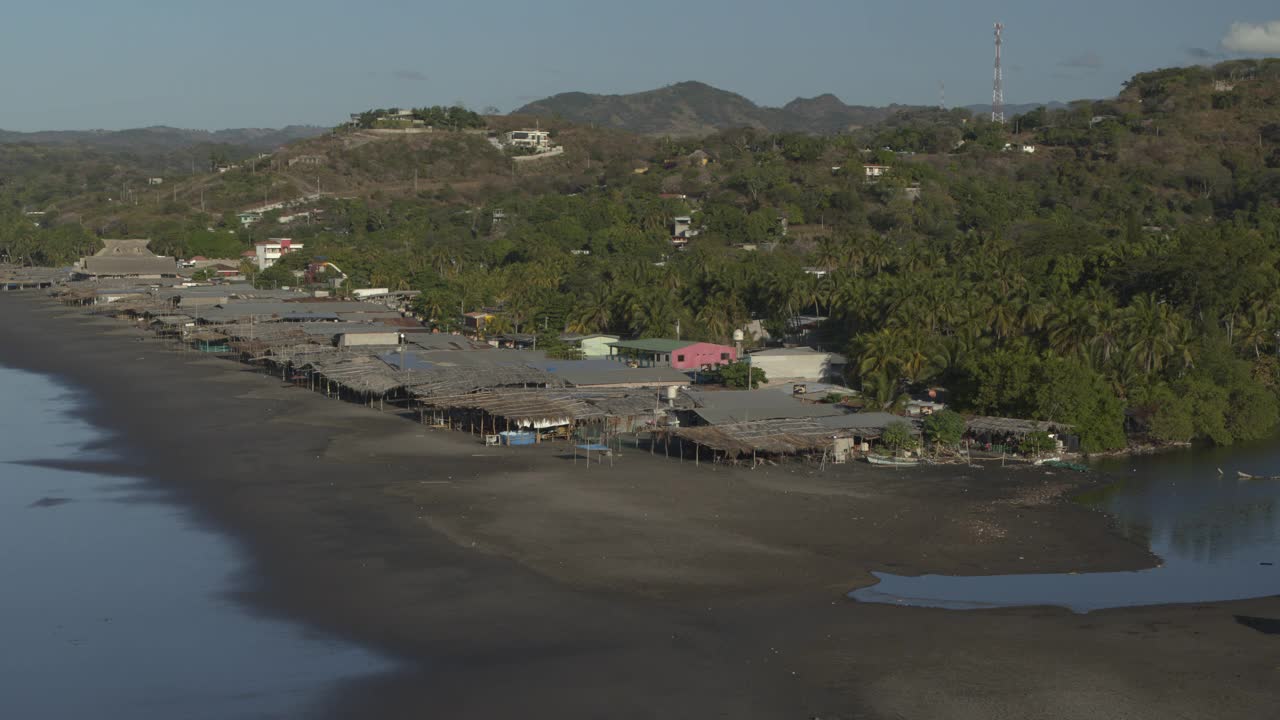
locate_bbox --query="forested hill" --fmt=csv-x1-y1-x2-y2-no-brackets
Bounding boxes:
6,58,1280,452
513,81,916,136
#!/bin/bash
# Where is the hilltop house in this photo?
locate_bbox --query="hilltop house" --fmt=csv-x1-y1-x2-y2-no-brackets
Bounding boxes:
75,239,178,279
864,164,890,179
501,129,552,151
672,216,699,246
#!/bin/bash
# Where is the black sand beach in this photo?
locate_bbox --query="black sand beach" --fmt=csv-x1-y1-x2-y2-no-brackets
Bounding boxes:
3,293,1278,719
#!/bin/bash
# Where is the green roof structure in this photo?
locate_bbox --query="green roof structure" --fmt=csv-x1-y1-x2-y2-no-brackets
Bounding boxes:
607,338,692,353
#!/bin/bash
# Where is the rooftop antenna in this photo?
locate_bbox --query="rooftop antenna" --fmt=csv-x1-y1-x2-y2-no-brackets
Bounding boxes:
992,22,1005,124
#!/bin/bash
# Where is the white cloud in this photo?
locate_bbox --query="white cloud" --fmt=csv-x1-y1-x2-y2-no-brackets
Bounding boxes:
1222,21,1280,54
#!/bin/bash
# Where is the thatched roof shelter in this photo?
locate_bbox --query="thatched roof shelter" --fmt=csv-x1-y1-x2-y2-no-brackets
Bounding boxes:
407,364,566,399
965,416,1074,436
670,417,837,457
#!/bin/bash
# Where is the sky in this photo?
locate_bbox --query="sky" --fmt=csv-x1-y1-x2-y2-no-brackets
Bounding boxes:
1,0,1278,131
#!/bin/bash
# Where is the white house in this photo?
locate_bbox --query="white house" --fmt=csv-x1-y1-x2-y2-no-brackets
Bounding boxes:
747,347,847,383
254,238,304,271
502,129,552,150
864,164,890,179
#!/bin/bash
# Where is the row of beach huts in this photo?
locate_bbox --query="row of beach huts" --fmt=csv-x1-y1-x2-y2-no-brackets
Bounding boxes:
23,273,1075,466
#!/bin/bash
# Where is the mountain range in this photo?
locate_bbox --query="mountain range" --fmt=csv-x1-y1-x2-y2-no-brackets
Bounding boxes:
513,81,1065,136
513,81,918,136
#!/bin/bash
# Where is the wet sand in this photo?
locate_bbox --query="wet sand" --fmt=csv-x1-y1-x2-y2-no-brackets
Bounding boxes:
3,293,1277,719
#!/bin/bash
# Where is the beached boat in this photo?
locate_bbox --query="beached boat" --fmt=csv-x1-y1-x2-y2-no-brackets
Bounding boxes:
866,454,921,467
1042,460,1089,473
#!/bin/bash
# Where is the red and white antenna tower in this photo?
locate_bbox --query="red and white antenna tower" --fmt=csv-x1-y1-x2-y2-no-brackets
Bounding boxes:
992,22,1005,123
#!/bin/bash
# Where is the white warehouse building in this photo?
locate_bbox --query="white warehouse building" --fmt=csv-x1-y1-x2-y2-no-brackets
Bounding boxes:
746,347,847,383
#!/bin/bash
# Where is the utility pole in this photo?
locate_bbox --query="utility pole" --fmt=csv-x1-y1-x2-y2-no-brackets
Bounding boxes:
992,22,1006,124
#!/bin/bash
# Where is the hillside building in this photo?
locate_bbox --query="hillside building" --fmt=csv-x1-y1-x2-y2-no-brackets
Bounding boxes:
501,129,552,150
253,239,304,271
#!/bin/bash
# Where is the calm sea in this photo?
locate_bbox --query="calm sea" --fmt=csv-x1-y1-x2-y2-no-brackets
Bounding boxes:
0,364,392,718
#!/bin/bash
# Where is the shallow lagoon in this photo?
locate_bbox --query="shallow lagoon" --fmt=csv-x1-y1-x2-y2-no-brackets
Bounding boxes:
853,443,1280,613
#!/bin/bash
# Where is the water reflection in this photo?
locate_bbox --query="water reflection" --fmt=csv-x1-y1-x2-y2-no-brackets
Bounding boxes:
853,441,1280,613
0,367,392,718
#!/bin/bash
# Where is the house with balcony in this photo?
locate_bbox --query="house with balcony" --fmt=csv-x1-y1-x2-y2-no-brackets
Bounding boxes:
253,238,304,271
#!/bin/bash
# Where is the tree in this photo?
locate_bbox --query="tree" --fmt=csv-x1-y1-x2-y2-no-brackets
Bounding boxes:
1033,357,1126,453
922,409,965,449
881,421,918,453
1020,431,1056,456
719,361,766,389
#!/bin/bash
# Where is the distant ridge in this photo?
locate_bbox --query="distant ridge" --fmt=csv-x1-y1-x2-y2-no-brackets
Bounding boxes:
513,81,919,136
961,101,1069,117
0,125,329,154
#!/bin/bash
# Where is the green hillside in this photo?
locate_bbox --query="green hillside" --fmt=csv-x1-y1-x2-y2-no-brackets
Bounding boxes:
6,59,1280,450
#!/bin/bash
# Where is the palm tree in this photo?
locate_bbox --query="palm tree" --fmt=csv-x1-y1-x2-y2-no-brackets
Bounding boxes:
863,235,893,275
861,369,910,411
813,236,841,271
566,287,613,333
1089,310,1124,370
696,297,734,342
899,330,944,384
1235,306,1273,358
1124,294,1178,374
1046,299,1093,362
856,328,907,379
985,294,1022,342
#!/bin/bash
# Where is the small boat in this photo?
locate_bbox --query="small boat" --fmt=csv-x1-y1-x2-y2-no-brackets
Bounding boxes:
1042,460,1089,473
1238,471,1258,480
866,454,921,467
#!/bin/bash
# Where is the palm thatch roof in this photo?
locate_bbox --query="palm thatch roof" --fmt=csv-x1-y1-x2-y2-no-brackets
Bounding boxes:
669,418,837,456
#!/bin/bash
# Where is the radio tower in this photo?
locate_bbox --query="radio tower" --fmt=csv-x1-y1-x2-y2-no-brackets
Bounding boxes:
992,22,1005,123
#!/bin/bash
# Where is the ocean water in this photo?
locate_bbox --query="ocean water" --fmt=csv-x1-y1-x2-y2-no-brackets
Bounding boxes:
0,365,392,718
852,442,1280,613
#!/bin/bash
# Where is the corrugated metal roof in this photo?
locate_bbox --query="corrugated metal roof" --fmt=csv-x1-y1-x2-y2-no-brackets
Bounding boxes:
531,359,689,387
818,412,919,432
749,347,848,362
685,389,846,425
80,256,178,276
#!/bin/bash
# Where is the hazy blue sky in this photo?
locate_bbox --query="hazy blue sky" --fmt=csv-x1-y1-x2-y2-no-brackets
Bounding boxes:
2,0,1277,131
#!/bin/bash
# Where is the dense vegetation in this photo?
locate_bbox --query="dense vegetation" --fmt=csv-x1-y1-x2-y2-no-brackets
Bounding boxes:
349,106,486,131
7,59,1280,451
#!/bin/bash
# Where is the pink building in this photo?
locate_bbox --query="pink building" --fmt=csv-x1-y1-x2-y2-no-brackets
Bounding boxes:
608,339,737,370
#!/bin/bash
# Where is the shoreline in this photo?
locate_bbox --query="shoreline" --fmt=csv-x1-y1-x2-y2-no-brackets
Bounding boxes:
3,292,1278,719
